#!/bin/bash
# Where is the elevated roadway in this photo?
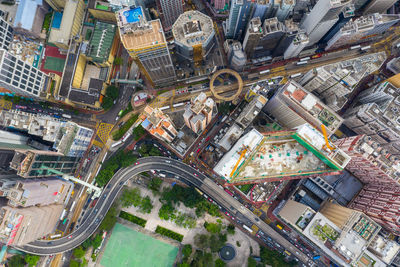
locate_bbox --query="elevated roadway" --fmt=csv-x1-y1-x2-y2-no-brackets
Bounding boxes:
17,157,311,264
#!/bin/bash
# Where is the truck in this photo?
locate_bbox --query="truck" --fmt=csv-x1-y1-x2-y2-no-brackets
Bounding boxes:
313,255,321,260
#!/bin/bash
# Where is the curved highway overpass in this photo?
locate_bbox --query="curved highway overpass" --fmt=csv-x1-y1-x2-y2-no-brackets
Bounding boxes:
17,157,311,264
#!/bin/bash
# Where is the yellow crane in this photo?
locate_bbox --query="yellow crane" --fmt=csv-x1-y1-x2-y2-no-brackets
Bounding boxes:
321,124,334,151
230,148,247,177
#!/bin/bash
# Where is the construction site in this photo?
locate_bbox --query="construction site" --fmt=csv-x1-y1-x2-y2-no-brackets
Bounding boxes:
214,124,351,185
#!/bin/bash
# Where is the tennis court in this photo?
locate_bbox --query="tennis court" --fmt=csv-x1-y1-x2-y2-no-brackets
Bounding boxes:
43,56,65,73
100,223,178,267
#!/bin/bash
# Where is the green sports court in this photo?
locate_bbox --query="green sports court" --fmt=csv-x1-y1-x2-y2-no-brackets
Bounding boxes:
100,223,178,267
43,56,65,73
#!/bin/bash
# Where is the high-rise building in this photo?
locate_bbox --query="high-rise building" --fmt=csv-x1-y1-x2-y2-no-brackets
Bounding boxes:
274,19,299,56
0,15,13,50
44,0,65,11
242,17,263,59
362,0,398,14
211,0,229,10
172,11,215,63
225,0,254,40
335,135,400,186
0,204,63,246
252,0,272,22
326,13,400,50
279,200,400,266
235,95,267,128
183,93,214,134
0,110,94,157
13,0,47,39
283,30,309,59
0,49,50,99
299,52,386,111
5,178,74,208
10,150,80,178
343,81,400,155
158,0,183,30
225,40,247,71
214,124,350,184
319,5,355,46
275,0,296,22
256,17,286,58
48,0,85,50
300,0,351,46
116,6,176,86
265,81,343,136
335,135,400,234
140,106,178,143
349,184,400,235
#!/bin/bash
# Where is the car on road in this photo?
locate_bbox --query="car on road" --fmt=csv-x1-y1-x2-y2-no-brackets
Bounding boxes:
68,235,72,239
193,173,198,176
135,162,140,165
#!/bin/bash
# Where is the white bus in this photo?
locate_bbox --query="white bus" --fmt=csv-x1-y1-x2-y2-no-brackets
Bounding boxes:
50,234,62,239
243,224,253,233
62,114,72,119
159,106,170,111
70,201,76,212
111,141,122,148
173,102,185,108
59,209,67,220
361,45,371,51
300,57,310,61
290,73,302,78
350,45,361,50
259,69,270,75
296,61,308,65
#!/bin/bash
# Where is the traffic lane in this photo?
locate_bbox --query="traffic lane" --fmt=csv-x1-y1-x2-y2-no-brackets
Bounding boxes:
19,161,166,253
18,157,308,262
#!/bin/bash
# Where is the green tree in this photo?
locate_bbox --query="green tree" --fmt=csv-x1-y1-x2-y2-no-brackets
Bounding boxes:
99,204,118,231
8,254,25,267
139,196,153,213
148,177,163,193
182,244,192,259
178,263,190,267
149,146,161,156
69,259,80,267
215,258,226,267
92,233,103,249
101,96,113,110
25,254,40,267
227,224,235,235
158,203,175,220
247,257,257,267
132,125,146,141
194,234,209,249
204,222,222,233
73,246,85,258
106,85,119,100
81,238,93,250
121,188,142,208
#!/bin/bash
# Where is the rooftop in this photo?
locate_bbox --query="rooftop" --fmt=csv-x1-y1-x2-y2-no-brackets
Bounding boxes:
116,6,166,51
87,21,116,63
172,10,214,47
48,0,83,46
279,81,343,134
214,124,350,183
